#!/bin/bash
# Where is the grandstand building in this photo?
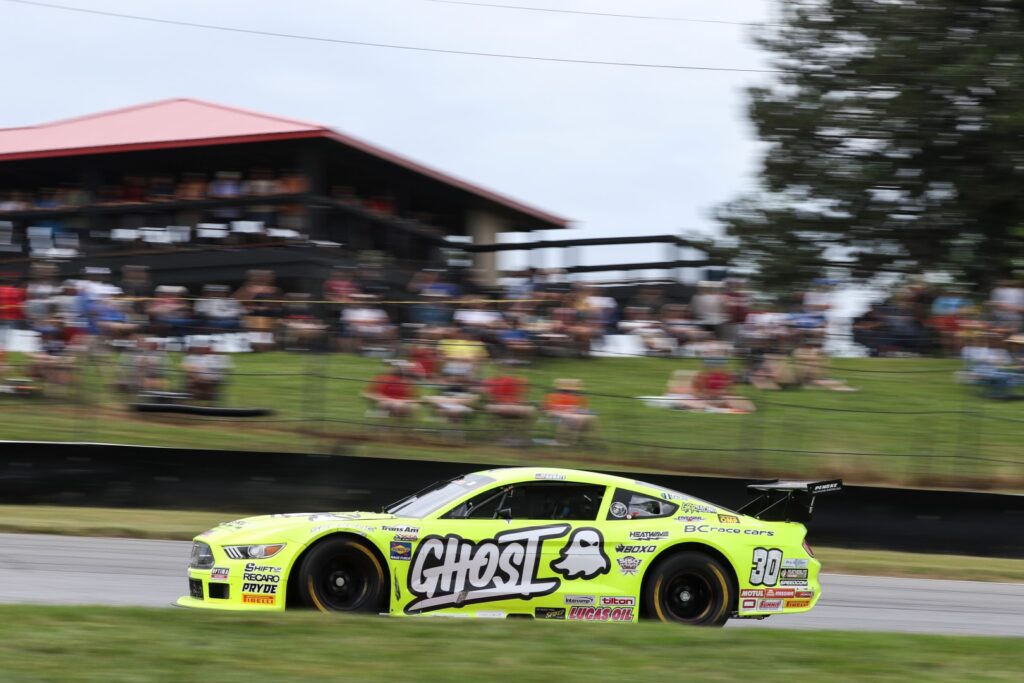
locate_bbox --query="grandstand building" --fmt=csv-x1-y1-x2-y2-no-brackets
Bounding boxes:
0,98,566,289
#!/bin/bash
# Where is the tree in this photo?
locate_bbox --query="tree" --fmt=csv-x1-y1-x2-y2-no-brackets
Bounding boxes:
718,0,1024,291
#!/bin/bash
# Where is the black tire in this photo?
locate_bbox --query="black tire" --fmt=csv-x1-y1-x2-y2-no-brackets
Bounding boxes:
643,551,734,627
295,537,386,613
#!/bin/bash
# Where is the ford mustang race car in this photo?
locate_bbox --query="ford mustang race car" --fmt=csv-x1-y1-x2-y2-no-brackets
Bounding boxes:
178,467,840,626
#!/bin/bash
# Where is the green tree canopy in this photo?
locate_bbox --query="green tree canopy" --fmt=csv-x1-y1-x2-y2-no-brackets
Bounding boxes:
718,0,1024,290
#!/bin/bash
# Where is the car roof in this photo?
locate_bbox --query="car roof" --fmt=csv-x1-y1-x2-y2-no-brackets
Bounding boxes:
475,467,677,496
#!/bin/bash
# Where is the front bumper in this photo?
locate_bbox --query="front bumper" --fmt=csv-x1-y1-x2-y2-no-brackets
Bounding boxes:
178,563,288,612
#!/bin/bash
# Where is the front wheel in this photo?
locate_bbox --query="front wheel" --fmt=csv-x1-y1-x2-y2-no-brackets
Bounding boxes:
295,537,386,613
643,551,734,626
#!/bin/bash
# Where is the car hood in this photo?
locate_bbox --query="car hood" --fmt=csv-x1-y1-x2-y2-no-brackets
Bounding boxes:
196,511,400,544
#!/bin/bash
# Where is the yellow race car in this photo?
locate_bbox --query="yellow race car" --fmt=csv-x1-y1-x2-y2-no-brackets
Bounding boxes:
178,467,840,626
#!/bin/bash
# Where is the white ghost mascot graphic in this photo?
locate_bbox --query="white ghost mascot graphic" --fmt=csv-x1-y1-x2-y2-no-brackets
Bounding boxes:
551,528,610,580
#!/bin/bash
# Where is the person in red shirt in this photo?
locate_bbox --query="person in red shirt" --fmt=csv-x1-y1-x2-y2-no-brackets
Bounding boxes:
0,274,26,344
362,361,418,418
693,359,755,413
543,378,597,443
483,374,535,421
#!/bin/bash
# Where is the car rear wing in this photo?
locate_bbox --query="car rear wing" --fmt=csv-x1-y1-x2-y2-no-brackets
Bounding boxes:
736,479,842,523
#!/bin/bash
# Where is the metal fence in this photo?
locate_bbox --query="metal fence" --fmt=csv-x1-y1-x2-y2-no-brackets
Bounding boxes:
2,347,1022,492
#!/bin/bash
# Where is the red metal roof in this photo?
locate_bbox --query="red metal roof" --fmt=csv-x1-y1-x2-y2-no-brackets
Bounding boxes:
0,98,568,229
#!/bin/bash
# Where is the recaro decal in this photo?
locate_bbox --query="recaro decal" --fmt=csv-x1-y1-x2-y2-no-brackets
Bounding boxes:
406,525,569,613
550,528,610,580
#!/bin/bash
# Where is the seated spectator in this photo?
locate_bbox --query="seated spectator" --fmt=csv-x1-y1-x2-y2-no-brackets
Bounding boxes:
791,339,857,391
147,286,194,336
0,273,25,344
235,270,281,343
496,316,534,364
181,340,232,402
176,173,207,201
342,295,397,355
28,322,76,391
195,284,243,331
661,304,710,353
425,373,479,428
438,328,488,379
543,378,597,443
118,336,168,394
281,293,326,351
619,306,672,356
663,369,705,411
362,360,418,418
693,359,755,413
483,373,536,422
407,338,440,380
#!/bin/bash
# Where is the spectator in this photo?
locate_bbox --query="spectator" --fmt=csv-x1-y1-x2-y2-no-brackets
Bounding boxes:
0,273,25,344
438,328,488,379
342,295,397,355
281,293,326,351
181,340,232,401
235,270,281,341
483,373,536,422
118,336,169,394
543,378,597,443
691,281,727,337
195,284,243,331
363,360,418,418
147,286,194,336
692,358,755,413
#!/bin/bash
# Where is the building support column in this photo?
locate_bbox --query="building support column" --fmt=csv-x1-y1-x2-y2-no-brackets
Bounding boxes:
466,210,505,286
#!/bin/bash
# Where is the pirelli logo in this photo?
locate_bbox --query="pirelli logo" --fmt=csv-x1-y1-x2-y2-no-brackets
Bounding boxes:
242,593,276,605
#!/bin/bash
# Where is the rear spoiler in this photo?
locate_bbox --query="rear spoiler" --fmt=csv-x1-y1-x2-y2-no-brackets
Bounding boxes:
736,479,842,522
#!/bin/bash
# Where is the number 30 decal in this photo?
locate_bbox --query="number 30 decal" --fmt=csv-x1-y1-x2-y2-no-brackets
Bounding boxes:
749,547,783,586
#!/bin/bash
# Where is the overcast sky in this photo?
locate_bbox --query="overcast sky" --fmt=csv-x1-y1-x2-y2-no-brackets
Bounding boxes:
0,0,774,272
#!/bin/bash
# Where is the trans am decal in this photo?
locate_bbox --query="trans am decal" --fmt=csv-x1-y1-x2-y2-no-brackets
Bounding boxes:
406,525,609,613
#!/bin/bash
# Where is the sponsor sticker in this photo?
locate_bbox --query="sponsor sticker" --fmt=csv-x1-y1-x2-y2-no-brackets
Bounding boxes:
535,473,566,481
784,599,811,609
675,516,705,523
717,514,740,524
210,567,229,581
781,568,808,580
600,596,636,607
677,502,717,514
628,531,669,541
741,588,793,598
477,610,505,619
564,595,595,606
405,525,609,614
741,598,756,610
242,593,276,605
390,541,413,560
616,556,642,576
609,502,628,518
740,589,765,598
782,558,809,569
795,590,815,598
567,606,634,622
382,525,419,534
757,598,783,612
535,607,566,620
614,544,656,553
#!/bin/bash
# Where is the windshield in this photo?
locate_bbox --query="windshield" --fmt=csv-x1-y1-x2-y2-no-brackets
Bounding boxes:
385,473,496,518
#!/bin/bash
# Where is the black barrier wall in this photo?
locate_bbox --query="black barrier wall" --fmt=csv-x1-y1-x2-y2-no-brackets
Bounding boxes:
1,441,1021,557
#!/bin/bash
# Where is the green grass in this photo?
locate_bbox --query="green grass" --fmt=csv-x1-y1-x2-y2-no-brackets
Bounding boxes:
2,352,1023,490
3,505,1022,583
0,606,1019,683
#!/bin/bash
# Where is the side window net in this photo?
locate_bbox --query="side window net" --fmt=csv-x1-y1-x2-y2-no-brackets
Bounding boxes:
606,488,679,520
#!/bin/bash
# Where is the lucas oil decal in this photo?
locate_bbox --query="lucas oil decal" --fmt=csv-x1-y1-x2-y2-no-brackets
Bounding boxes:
406,525,609,613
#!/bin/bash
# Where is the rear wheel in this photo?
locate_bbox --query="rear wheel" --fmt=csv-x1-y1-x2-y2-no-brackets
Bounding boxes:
296,537,386,613
643,551,734,626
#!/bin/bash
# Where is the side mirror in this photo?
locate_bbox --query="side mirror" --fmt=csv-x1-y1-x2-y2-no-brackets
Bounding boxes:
496,507,513,520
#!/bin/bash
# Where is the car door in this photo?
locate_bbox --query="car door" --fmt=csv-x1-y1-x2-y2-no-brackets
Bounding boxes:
405,480,612,618
602,487,681,602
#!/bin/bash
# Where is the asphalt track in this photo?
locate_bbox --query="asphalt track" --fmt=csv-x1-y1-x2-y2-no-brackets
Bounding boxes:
1,534,1021,637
